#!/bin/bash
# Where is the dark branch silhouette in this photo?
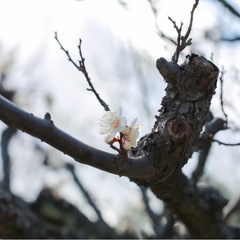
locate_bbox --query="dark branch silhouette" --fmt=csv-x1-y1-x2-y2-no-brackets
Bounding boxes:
0,95,154,179
1,1,240,238
219,68,228,126
192,117,227,182
55,32,110,112
217,0,240,18
168,0,199,63
147,0,177,45
212,139,240,146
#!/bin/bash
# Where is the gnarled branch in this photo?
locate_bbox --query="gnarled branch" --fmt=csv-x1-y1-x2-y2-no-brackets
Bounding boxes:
0,95,155,179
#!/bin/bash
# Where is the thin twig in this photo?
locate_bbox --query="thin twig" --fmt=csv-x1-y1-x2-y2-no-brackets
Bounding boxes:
147,0,177,45
212,139,240,146
221,36,240,42
169,0,199,63
54,32,110,112
219,68,228,127
184,0,199,42
141,187,175,238
65,163,105,223
217,0,240,18
140,187,163,236
168,17,184,63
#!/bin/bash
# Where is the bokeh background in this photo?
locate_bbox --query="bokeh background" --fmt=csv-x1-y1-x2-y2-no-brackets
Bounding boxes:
1,0,240,235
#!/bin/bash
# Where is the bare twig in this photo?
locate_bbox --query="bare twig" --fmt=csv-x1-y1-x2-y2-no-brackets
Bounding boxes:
219,68,228,126
168,17,185,63
54,32,110,112
221,36,240,42
147,0,177,45
212,139,240,146
217,0,240,18
169,0,199,63
65,163,105,223
140,187,175,238
65,162,125,237
140,187,162,236
184,0,199,42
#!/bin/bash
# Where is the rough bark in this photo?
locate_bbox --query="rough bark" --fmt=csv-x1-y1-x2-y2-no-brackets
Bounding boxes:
134,55,233,238
0,54,239,238
146,55,230,238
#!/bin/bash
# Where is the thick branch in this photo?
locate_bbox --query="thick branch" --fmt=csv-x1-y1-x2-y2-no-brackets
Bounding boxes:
0,95,154,179
1,127,17,189
192,117,227,182
150,170,232,238
145,54,237,237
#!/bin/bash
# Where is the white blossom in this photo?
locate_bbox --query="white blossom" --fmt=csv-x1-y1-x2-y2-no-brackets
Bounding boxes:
122,140,132,150
99,108,140,150
99,107,127,141
125,118,140,147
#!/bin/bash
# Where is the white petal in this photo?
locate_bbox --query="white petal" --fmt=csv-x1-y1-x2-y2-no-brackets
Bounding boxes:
99,128,110,135
117,107,122,118
123,140,132,150
121,126,131,135
128,126,140,146
108,129,118,140
104,135,113,144
130,118,138,128
117,116,127,132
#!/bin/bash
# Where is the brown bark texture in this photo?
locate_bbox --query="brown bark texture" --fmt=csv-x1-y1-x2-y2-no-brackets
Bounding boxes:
131,55,233,238
0,54,239,238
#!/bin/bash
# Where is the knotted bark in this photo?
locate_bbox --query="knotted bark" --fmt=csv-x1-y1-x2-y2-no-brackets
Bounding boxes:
136,54,233,238
0,52,238,237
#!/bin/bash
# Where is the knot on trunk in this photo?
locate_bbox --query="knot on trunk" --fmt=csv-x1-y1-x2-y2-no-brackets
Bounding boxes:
163,116,192,142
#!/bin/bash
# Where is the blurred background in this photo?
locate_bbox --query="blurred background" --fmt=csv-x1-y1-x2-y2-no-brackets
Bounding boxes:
1,0,240,237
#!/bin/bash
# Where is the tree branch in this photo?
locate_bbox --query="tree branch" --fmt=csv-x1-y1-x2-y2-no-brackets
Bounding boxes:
150,170,233,238
219,68,228,126
0,95,154,179
191,117,227,182
0,44,238,237
217,0,240,18
65,163,105,223
148,55,237,237
147,0,177,45
169,0,199,63
212,139,240,146
55,32,110,112
1,127,17,189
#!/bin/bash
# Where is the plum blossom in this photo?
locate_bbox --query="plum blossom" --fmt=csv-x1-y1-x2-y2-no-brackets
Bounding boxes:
122,118,140,149
99,108,140,151
99,107,126,141
122,140,132,151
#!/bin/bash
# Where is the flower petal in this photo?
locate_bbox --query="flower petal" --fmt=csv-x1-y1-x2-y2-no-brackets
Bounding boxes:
123,140,132,150
117,116,127,132
130,118,138,128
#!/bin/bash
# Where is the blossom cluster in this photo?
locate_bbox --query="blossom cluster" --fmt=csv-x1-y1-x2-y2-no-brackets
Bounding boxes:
99,108,140,151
